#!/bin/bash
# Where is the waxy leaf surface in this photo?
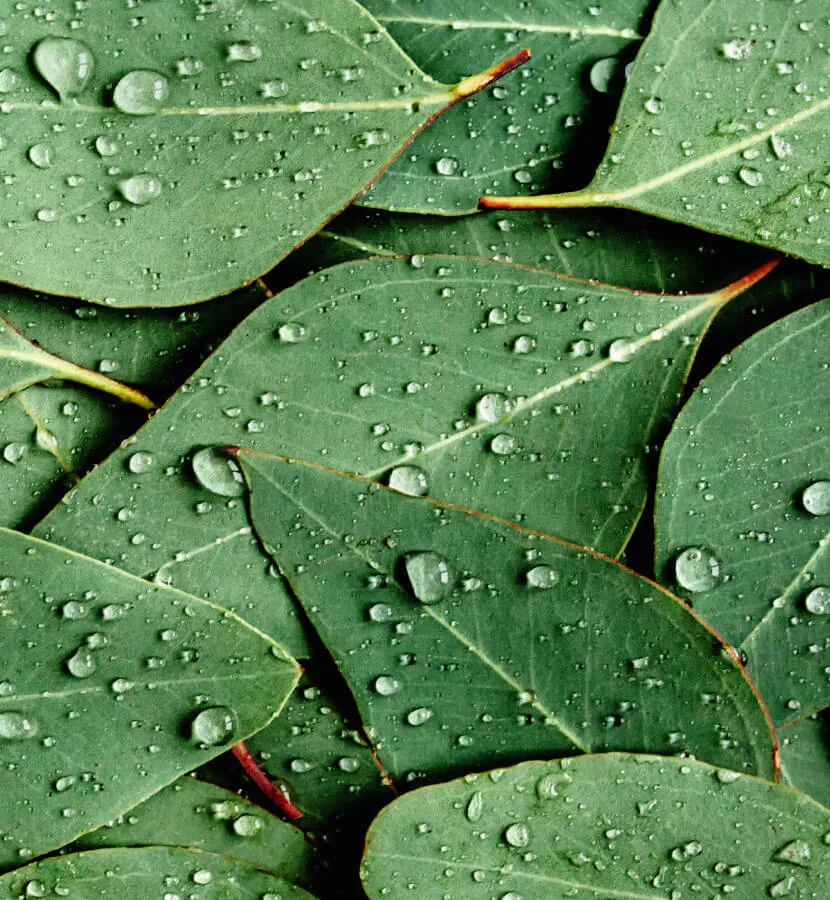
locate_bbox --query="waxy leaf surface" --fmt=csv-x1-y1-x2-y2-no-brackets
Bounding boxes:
0,528,299,869
0,847,318,899
779,712,830,810
358,0,651,213
0,0,518,306
655,300,830,726
238,451,776,783
482,0,830,265
361,754,830,900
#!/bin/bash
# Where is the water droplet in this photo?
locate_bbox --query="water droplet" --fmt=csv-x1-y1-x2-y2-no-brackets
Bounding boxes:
721,38,753,60
28,144,55,169
466,790,484,822
61,601,88,620
504,822,530,847
568,338,594,358
32,37,95,101
276,322,308,343
191,706,236,747
388,465,428,497
260,80,289,99
802,481,830,516
373,675,402,696
101,603,127,621
490,434,516,456
775,839,811,867
435,156,458,176
525,565,558,589
127,452,154,474
54,775,76,792
94,135,118,157
487,307,508,326
670,840,703,861
191,447,245,497
191,870,213,885
476,392,511,423
608,337,637,362
768,877,796,898
403,551,451,604
289,758,315,773
0,712,37,740
589,56,623,94
3,443,27,464
119,173,162,206
113,70,169,115
227,41,262,63
0,68,18,93
232,814,262,837
65,647,96,678
644,96,664,115
804,586,830,615
405,707,433,726
176,57,203,77
770,134,792,159
111,678,134,694
512,335,536,354
674,547,721,593
738,166,764,187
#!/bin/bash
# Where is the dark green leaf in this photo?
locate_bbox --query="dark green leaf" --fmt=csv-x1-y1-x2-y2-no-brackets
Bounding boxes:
0,527,299,869
237,450,776,782
655,300,830,726
0,0,521,306
358,0,651,213
780,712,830,809
0,847,318,899
481,0,830,265
361,754,830,900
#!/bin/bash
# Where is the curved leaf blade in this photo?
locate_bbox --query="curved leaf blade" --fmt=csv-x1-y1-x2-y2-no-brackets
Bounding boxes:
481,0,830,265
655,299,830,726
779,712,830,809
0,527,299,869
237,450,776,782
361,754,830,900
0,0,523,306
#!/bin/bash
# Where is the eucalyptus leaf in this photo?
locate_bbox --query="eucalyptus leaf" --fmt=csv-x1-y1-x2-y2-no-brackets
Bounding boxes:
0,527,299,869
358,0,651,213
655,300,830,726
779,712,830,810
0,0,523,306
236,450,776,782
361,754,830,900
72,777,320,892
481,0,830,265
0,847,318,899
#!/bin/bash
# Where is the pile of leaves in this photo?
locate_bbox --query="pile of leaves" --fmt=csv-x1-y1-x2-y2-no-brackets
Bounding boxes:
1,1,828,897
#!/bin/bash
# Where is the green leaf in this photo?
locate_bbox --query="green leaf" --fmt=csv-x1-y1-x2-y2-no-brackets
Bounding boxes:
0,1,523,307
0,847,318,899
33,255,777,655
72,777,320,892
480,0,830,266
357,0,651,213
236,450,776,782
780,712,830,809
0,527,299,869
654,300,830,726
361,754,830,900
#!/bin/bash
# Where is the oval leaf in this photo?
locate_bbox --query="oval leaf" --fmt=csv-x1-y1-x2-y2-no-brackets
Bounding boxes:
655,299,830,726
361,754,830,900
236,450,776,781
481,0,830,266
0,527,299,869
0,0,522,306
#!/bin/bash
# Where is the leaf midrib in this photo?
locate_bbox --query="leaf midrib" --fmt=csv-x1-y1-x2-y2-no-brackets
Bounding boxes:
375,14,643,40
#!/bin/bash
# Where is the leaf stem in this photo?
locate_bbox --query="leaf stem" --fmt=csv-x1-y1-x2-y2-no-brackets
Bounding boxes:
712,257,781,302
231,741,303,821
454,48,531,99
45,357,156,410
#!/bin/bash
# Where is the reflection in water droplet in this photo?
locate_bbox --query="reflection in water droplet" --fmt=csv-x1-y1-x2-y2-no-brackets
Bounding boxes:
804,587,830,615
32,37,95,100
476,392,511,423
388,465,429,497
191,706,236,747
65,647,96,678
28,144,55,169
191,447,245,497
0,711,37,740
373,675,402,696
119,173,162,205
802,481,830,516
504,822,530,847
276,322,308,343
525,565,558,589
113,70,169,115
674,547,721,593
405,707,433,726
403,551,451,604
227,41,262,63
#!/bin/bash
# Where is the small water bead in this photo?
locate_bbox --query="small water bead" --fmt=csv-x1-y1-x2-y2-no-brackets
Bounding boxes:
119,173,162,206
720,38,753,61
608,337,637,362
525,565,558,589
373,675,402,696
490,434,516,456
487,307,508,326
191,447,245,497
770,134,792,159
276,322,308,343
768,877,796,898
674,547,721,593
113,70,169,115
191,870,213,885
568,339,594,357
54,775,76,792
504,822,530,848
805,587,830,615
775,839,811,867
670,840,703,861
738,166,763,187
65,647,96,678
466,791,484,822
232,814,262,837
260,79,289,99
3,442,27,464
0,712,37,740
28,144,55,169
644,96,664,114
191,706,236,747
405,707,433,726
111,678,134,694
368,603,393,623
176,57,203,77
94,135,118,157
512,335,536,354
0,68,18,93
802,481,830,516
61,600,87,619
435,156,458,176
127,452,155,474
388,465,429,497
403,551,451,604
227,41,263,63
338,756,360,773
32,37,95,101
476,392,511,423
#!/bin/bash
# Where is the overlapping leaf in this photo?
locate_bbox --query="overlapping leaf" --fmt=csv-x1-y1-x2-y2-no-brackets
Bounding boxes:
237,450,776,782
779,712,830,809
0,528,299,869
482,0,830,266
358,0,652,213
361,754,830,900
0,0,522,306
655,300,830,726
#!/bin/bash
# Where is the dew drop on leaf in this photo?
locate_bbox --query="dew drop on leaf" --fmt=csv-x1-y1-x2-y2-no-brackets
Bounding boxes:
490,434,516,456
0,68,18,93
276,322,308,343
804,586,830,615
191,869,213,885
227,41,263,63
113,70,169,115
768,877,796,898
405,707,433,726
525,565,558,589
608,337,637,362
512,335,536,354
720,38,753,61
588,57,622,94
775,838,812,867
801,480,830,516
127,452,155,474
231,814,262,837
504,822,530,847
403,551,451,604
373,675,402,696
191,706,236,747
176,57,203,77
3,442,27,464
435,157,458,176
738,166,764,187
32,37,95,101
119,173,162,206
644,96,664,114
475,392,512,423
191,447,245,497
65,647,96,679
674,547,721,593
0,711,37,740
465,790,484,822
27,144,55,169
94,135,118,157
388,465,429,497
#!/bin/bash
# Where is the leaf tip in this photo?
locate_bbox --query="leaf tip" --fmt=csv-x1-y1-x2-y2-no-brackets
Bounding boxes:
454,48,531,100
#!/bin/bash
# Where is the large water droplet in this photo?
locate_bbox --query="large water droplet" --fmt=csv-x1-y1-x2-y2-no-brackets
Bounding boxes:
644,96,664,114
113,70,169,115
804,586,830,615
720,38,753,60
232,814,262,837
227,41,262,63
801,481,830,516
191,706,236,747
276,322,308,343
32,37,95,101
435,156,458,176
94,135,118,157
3,442,27,464
373,675,402,696
0,68,18,93
403,551,451,604
608,337,637,362
466,790,484,822
405,707,433,726
28,144,55,169
476,392,511,423
119,173,162,206
525,565,558,589
768,877,796,898
674,547,721,593
388,465,428,497
0,711,37,740
738,166,763,187
504,822,530,847
65,647,96,678
127,452,154,474
774,839,811,867
490,434,516,456
191,447,245,497
512,335,536,354
589,56,623,94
